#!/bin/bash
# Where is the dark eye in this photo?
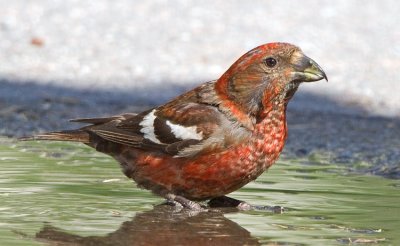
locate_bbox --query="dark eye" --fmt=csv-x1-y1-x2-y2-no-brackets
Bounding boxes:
264,57,277,67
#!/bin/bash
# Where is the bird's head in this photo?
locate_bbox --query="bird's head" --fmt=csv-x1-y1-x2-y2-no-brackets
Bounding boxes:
215,43,327,117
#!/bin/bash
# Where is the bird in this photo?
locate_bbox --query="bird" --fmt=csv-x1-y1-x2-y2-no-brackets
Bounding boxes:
21,43,327,210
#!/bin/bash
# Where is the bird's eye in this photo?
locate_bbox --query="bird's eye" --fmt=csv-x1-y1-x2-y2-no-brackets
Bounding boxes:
264,57,277,68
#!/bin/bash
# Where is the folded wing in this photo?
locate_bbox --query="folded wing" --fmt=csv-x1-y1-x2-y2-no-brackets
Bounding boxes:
78,102,245,157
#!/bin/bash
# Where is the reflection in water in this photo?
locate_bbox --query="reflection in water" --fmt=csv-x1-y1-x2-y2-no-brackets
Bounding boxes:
36,205,262,246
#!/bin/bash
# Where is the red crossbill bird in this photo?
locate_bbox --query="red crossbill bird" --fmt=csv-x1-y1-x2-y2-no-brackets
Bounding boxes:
22,43,327,210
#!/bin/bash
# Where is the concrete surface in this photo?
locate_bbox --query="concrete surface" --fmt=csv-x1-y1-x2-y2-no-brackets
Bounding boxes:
1,0,400,115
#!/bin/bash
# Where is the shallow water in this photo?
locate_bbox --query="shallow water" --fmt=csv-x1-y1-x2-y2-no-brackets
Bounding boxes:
0,138,399,245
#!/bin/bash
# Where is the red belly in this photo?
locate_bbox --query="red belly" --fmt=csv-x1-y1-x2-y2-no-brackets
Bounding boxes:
117,139,284,200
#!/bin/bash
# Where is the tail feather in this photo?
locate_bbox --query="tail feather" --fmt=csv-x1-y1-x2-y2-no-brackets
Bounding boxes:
19,130,90,144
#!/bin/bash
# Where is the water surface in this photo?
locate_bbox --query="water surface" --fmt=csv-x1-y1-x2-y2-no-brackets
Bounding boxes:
0,138,399,245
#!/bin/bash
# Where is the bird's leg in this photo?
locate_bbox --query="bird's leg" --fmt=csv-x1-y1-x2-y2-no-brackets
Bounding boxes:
164,194,203,210
208,196,284,213
208,196,252,210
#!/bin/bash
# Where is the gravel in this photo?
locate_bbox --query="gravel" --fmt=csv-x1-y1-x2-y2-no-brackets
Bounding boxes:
0,0,399,178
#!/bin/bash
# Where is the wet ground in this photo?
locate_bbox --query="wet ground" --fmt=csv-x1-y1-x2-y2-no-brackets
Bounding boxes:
1,139,399,245
1,83,399,246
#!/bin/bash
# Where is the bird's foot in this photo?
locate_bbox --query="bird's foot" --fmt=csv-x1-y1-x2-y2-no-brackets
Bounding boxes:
164,194,205,211
208,196,284,213
253,205,284,214
208,196,252,210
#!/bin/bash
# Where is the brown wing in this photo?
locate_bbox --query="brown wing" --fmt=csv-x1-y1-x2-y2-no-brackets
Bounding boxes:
79,103,229,156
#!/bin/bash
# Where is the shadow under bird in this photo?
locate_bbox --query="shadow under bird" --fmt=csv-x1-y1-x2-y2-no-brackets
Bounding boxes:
21,43,327,210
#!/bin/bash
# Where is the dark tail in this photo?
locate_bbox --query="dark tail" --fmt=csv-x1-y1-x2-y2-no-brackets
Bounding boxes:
19,130,90,144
